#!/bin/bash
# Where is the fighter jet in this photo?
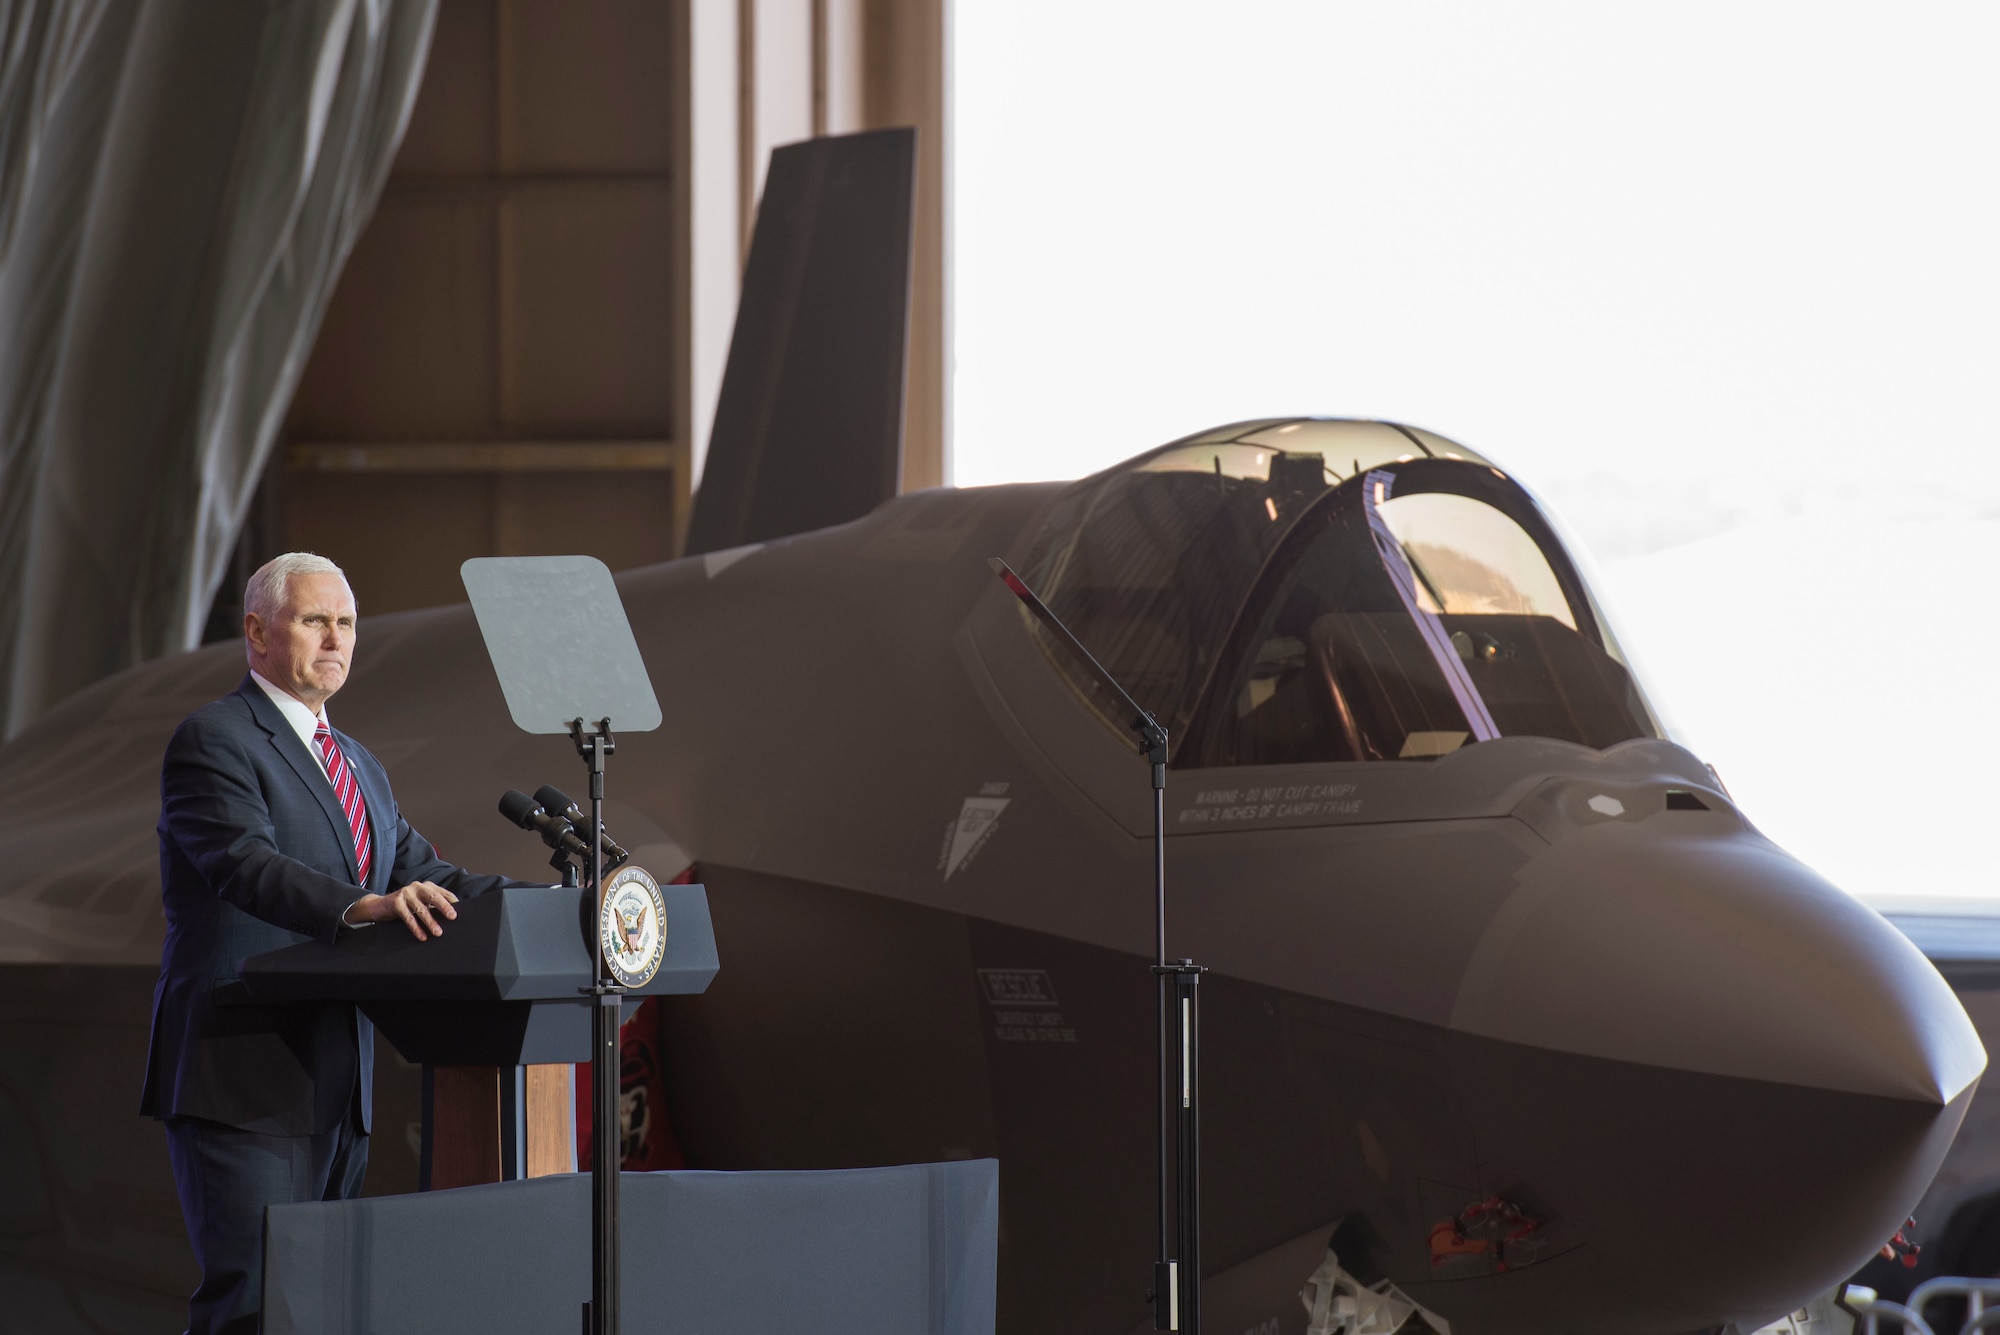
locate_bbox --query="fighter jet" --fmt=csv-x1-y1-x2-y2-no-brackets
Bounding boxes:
0,131,1983,1335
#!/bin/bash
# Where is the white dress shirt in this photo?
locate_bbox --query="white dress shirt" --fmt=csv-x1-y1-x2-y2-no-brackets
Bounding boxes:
250,670,332,781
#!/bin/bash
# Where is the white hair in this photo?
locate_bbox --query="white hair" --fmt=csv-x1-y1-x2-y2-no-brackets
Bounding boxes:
244,552,351,626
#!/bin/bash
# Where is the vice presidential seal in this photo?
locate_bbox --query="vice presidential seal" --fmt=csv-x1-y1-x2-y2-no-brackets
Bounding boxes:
598,865,667,988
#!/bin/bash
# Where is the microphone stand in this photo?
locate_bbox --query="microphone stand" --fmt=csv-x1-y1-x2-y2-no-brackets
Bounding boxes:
988,559,1206,1334
570,717,621,1335
553,846,581,887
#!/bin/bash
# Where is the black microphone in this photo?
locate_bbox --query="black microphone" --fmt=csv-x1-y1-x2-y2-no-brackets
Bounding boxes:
498,789,593,859
533,784,630,866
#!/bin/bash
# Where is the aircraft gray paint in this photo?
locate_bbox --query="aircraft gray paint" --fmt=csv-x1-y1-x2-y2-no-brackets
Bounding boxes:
1842,907,2000,1303
0,415,1983,1335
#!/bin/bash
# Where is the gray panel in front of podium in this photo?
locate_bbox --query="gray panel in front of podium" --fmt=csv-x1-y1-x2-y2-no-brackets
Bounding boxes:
262,1159,998,1335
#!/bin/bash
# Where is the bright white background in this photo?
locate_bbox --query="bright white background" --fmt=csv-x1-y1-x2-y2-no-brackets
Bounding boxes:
953,3,2000,904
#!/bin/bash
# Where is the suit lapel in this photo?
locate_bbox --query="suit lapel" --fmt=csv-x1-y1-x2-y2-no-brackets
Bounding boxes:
236,678,361,884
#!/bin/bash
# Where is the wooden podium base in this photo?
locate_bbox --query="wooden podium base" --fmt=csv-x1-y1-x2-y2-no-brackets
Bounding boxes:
422,1063,575,1189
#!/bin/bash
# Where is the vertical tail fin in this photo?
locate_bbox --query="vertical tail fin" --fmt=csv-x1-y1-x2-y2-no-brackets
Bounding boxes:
684,128,917,556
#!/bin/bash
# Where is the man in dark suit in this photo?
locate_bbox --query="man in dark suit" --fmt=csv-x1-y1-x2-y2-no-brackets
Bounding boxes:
141,551,529,1335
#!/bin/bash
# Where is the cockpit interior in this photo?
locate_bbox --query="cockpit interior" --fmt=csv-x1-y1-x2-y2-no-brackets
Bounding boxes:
1018,418,1663,768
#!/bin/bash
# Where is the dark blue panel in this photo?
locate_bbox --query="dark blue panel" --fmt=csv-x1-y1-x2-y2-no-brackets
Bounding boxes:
263,1160,998,1335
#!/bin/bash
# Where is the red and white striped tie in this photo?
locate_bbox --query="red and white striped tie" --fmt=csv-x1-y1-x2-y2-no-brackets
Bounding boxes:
313,721,374,888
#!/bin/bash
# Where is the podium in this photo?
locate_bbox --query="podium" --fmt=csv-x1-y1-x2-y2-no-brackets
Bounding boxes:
239,882,718,1188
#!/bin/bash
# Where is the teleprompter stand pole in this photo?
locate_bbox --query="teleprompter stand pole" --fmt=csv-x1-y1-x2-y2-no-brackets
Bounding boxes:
572,718,622,1335
988,558,1206,1334
458,555,668,1335
1166,958,1202,1331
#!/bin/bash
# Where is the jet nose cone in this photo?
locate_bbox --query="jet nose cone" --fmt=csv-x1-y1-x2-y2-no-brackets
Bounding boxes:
1453,802,1983,1105
1435,791,1983,1332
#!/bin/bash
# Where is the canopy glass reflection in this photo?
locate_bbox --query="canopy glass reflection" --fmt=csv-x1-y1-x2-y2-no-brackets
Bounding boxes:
1017,419,1661,766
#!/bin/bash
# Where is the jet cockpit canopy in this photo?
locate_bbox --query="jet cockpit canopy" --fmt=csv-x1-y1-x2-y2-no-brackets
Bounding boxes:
1016,419,1662,767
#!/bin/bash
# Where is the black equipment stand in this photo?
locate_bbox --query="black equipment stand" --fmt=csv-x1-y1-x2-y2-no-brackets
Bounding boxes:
988,558,1206,1334
572,717,623,1335
460,553,670,1335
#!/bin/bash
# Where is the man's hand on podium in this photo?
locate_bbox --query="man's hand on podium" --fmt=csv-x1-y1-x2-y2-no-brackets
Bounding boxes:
342,881,460,940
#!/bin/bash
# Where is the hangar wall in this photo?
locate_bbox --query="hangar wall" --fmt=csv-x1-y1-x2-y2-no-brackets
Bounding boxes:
277,1,685,617
251,0,951,621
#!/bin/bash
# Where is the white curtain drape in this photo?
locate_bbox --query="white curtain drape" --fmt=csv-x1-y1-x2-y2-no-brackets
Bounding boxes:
0,0,436,737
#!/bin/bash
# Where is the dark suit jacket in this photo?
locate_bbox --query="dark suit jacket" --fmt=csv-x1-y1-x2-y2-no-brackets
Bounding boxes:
140,675,519,1137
